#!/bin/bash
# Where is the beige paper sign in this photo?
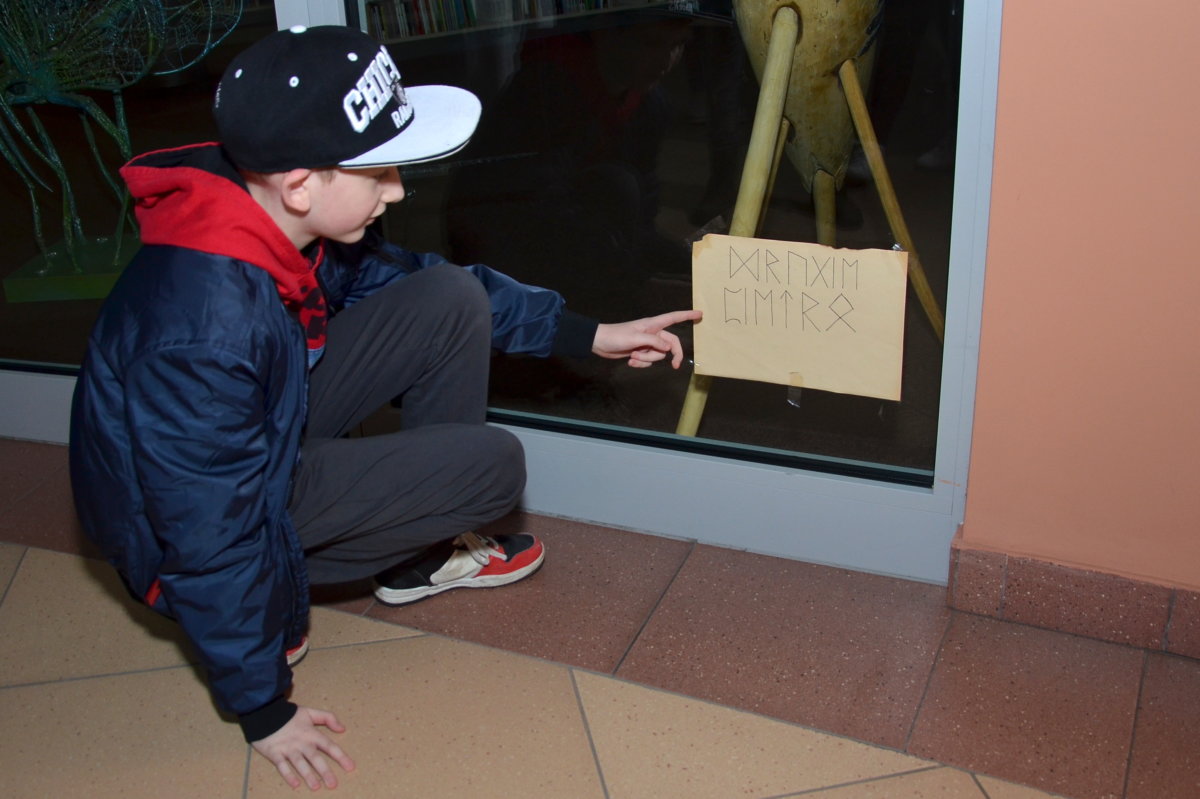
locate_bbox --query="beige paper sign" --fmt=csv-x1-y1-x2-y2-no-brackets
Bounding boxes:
692,234,908,400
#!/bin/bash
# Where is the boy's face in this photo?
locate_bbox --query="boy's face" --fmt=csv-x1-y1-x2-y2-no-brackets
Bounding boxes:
306,165,405,244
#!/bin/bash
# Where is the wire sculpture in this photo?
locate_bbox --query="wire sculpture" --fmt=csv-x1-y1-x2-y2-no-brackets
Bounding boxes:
0,1,242,278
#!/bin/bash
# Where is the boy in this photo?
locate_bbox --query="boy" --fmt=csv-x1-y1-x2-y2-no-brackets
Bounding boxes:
69,25,700,790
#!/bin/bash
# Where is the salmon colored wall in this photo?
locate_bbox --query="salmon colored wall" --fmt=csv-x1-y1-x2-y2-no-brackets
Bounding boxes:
962,1,1200,589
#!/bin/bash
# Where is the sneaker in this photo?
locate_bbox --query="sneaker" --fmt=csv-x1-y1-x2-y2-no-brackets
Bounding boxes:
286,636,309,667
373,532,545,606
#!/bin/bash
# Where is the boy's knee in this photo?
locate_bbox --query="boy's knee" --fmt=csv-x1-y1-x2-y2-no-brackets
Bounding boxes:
417,264,491,339
428,263,489,310
489,426,526,477
475,426,526,500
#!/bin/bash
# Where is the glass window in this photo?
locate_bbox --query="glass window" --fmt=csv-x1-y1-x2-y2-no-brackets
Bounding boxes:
379,1,961,484
0,0,961,486
0,1,277,366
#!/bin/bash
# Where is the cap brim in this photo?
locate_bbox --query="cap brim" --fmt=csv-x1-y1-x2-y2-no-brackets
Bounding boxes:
339,85,482,168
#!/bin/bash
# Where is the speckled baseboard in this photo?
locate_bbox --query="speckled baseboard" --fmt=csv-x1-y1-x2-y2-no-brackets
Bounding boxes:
947,538,1200,660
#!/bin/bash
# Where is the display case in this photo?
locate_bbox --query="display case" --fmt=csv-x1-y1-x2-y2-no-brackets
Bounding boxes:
0,0,1004,584
364,1,656,42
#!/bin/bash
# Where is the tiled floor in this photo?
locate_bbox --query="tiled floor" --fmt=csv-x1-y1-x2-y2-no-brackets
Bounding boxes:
2,438,1198,798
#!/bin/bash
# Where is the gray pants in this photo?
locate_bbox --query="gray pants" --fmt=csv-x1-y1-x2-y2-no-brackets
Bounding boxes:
288,264,526,585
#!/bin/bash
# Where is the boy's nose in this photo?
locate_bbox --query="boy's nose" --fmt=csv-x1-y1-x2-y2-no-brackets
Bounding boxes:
382,166,405,203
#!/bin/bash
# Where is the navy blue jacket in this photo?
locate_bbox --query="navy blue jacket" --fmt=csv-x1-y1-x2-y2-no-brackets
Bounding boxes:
69,143,596,739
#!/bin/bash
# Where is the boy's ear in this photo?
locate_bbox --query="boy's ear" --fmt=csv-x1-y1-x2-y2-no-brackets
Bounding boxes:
278,168,315,214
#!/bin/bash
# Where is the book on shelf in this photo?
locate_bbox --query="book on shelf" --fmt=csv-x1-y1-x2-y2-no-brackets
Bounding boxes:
365,0,647,41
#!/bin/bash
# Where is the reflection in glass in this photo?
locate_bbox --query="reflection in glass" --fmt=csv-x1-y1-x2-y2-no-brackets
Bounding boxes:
0,1,276,367
0,1,961,479
432,3,962,475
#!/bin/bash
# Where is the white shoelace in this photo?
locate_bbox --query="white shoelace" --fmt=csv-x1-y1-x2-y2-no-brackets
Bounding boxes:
454,532,506,566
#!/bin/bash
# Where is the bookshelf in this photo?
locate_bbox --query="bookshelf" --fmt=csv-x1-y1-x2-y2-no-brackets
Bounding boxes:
364,0,660,43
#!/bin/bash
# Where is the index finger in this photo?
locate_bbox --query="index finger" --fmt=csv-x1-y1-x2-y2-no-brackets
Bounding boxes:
648,309,702,330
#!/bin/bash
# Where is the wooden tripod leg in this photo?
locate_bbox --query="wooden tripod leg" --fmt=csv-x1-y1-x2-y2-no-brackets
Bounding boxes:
813,169,837,246
837,59,945,342
757,117,792,236
787,168,838,411
675,6,801,437
729,8,800,240
675,372,712,437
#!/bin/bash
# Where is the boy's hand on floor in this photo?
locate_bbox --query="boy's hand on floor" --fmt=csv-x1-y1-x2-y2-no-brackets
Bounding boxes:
593,309,703,369
252,706,356,790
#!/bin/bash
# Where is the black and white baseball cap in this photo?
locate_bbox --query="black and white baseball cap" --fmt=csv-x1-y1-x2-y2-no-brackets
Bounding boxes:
213,25,481,172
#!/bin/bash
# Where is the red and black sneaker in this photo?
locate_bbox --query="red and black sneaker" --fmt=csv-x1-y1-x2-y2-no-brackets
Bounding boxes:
373,532,545,606
286,636,309,667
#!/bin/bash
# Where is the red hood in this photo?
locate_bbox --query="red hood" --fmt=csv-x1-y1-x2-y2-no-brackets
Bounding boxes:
119,143,320,306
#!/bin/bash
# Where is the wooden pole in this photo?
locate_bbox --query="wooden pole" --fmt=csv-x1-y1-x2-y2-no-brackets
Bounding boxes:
676,6,801,437
813,169,837,247
838,59,945,342
757,117,791,235
728,8,800,240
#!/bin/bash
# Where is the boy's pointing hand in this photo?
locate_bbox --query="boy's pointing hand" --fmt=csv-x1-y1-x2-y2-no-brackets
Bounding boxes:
592,309,703,369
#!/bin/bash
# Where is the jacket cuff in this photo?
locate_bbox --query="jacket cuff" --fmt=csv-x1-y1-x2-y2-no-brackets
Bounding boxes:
239,696,298,742
551,310,599,358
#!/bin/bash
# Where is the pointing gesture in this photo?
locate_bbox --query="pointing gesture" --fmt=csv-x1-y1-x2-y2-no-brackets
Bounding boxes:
592,309,703,369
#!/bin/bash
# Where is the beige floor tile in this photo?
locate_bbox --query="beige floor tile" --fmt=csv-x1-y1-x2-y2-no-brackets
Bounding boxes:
573,670,932,799
247,636,605,798
0,542,23,589
0,548,419,686
0,548,192,686
976,774,1069,798
306,605,423,652
807,766,984,796
0,665,247,798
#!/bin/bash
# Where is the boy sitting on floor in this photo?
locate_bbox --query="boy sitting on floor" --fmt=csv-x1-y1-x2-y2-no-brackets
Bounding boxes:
70,24,700,790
